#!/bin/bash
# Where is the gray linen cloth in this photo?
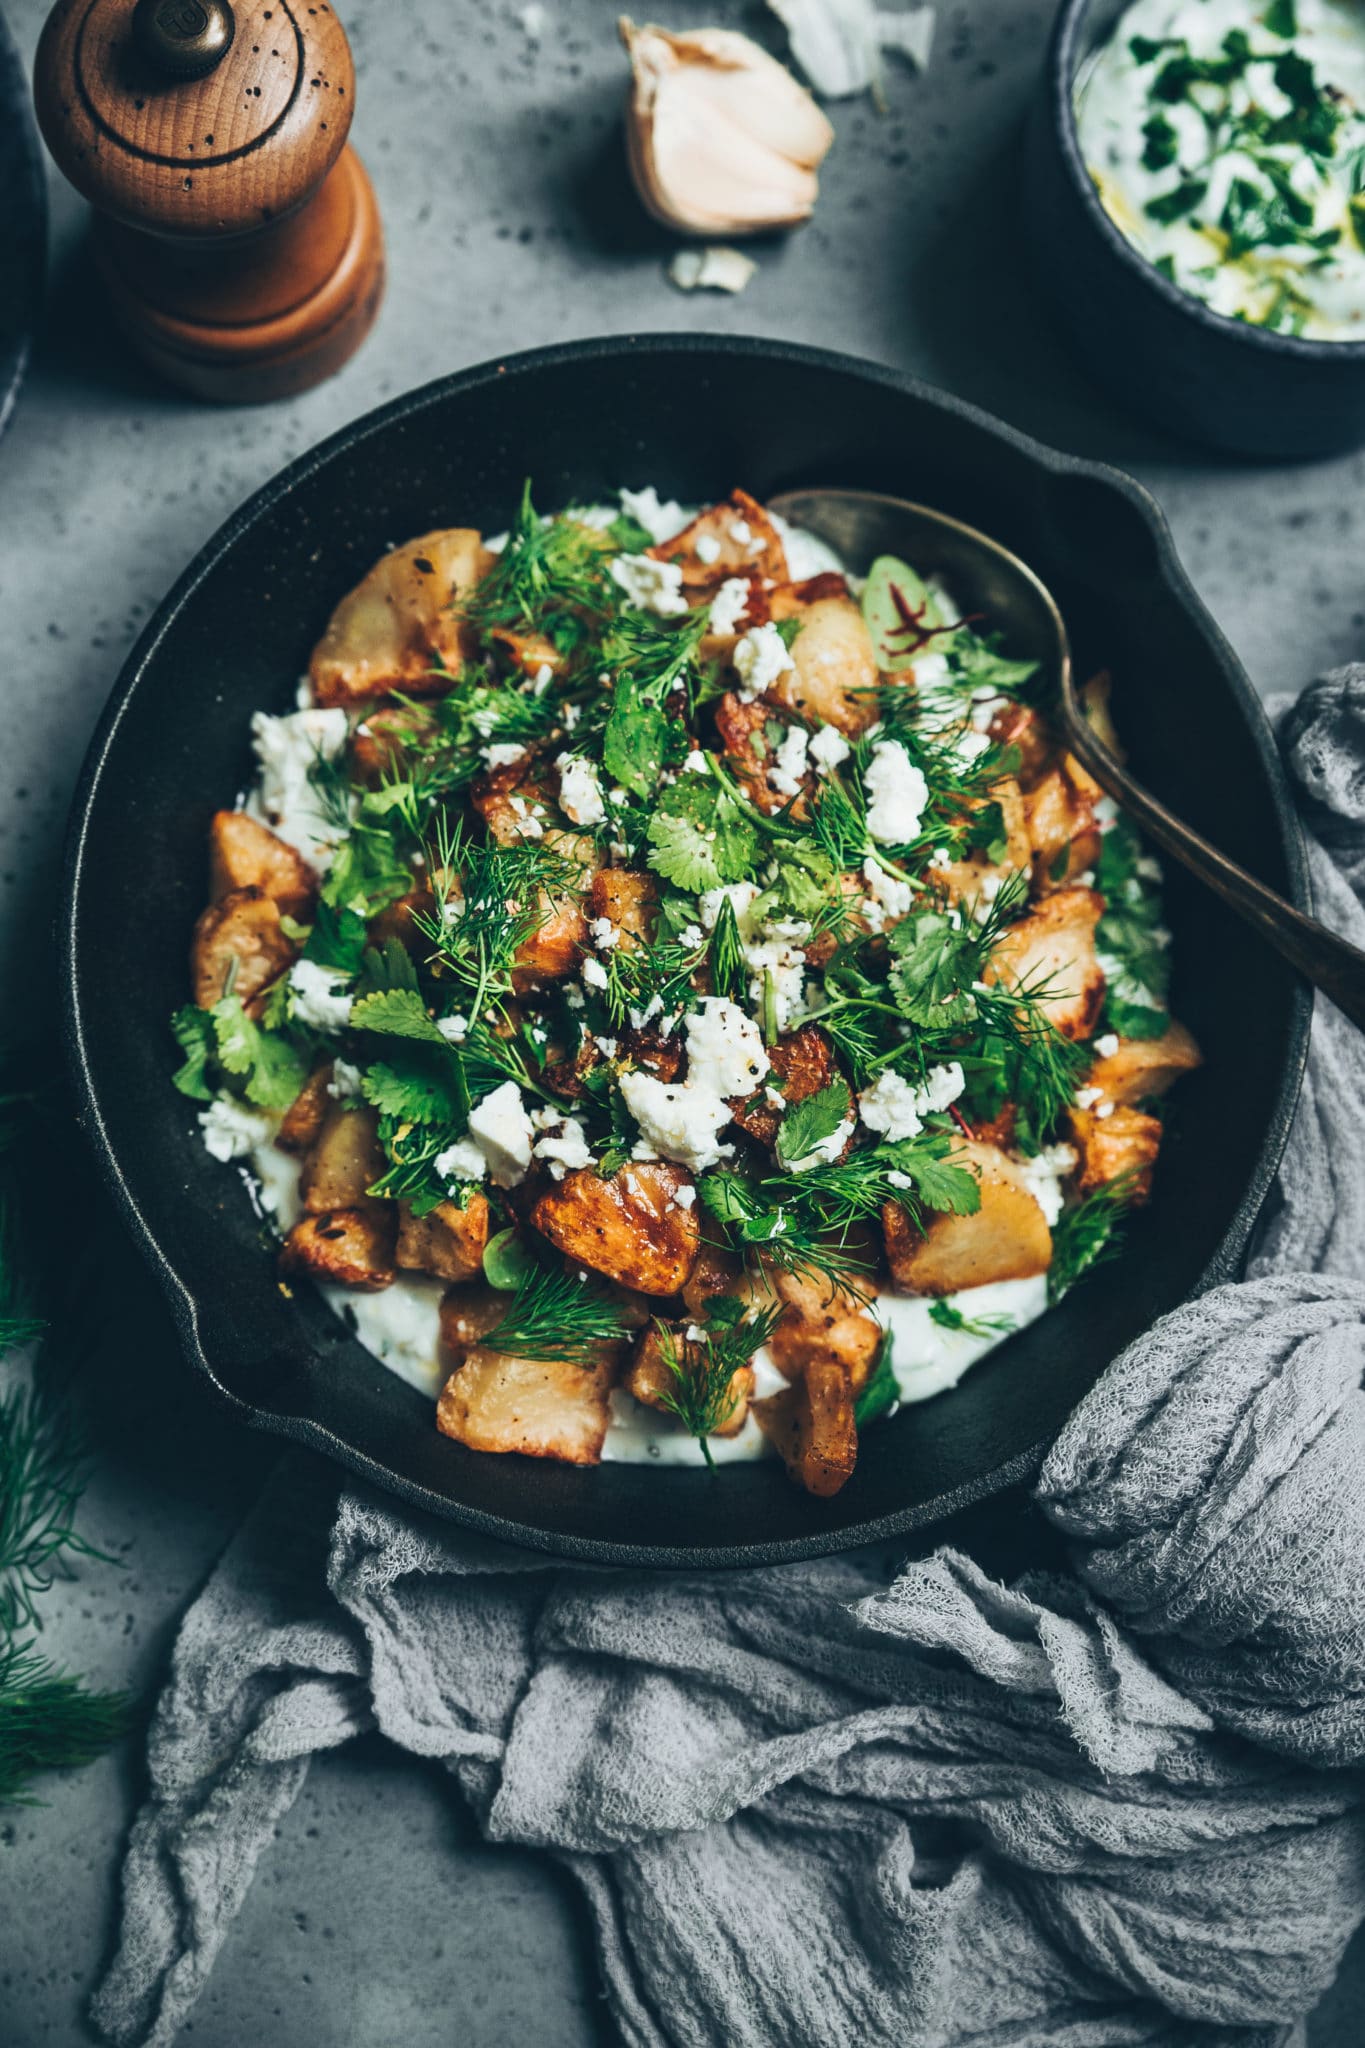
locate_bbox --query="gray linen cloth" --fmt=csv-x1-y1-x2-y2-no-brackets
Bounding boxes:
92,672,1365,2048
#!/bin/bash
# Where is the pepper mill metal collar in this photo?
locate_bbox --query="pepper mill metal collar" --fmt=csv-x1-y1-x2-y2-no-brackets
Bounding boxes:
34,0,385,402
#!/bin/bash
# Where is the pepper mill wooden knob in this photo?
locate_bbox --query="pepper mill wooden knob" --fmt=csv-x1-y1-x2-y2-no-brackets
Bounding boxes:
34,0,385,402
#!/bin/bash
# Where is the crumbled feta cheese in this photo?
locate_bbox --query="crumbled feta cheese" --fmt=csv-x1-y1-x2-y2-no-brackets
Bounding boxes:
1095,1101,1115,1120
618,997,769,1174
247,707,348,871
1136,855,1162,882
858,1062,964,1141
328,1059,364,1100
199,1096,274,1163
1075,869,1096,888
1093,1032,1119,1059
433,1134,487,1186
581,958,610,991
786,1111,857,1174
1074,1086,1105,1111
437,1013,469,1044
505,794,545,841
695,533,722,565
732,621,794,701
767,724,810,798
555,751,605,827
466,1081,535,1188
672,1184,697,1211
709,576,752,638
1018,1144,1079,1227
953,727,992,764
1095,796,1120,829
730,519,752,545
619,486,689,545
589,916,620,952
610,552,689,616
594,1035,618,1058
481,741,527,770
861,856,912,933
531,663,555,693
682,750,710,777
864,740,928,844
927,845,952,871
288,959,353,1031
808,723,851,774
698,882,761,935
531,1113,595,1180
678,924,704,951
564,985,585,1010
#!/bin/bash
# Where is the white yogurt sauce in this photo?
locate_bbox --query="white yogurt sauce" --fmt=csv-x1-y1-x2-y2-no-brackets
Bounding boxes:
1077,0,1365,339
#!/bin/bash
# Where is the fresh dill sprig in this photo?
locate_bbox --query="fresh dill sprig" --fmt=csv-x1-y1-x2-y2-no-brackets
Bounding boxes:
928,1298,1017,1341
459,481,614,653
651,1298,783,1465
412,818,587,1023
482,1264,632,1362
1047,1175,1137,1303
0,1640,130,1807
708,894,746,1004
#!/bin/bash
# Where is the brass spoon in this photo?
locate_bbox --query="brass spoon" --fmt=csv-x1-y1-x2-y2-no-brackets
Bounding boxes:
770,486,1365,1033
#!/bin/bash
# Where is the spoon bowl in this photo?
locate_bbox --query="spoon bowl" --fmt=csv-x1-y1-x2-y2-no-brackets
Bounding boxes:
773,486,1365,1033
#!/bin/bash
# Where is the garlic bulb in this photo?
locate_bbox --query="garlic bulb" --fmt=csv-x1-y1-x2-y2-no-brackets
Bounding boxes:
620,19,835,238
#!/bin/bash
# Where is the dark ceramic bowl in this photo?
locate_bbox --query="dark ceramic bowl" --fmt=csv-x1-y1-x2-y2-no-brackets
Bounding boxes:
61,335,1311,1566
1027,0,1365,459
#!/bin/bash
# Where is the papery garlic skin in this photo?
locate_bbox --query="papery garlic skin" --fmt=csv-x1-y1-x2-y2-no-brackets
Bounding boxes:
620,18,834,239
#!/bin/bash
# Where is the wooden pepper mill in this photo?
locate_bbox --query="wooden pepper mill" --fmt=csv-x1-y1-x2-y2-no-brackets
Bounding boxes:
34,0,385,401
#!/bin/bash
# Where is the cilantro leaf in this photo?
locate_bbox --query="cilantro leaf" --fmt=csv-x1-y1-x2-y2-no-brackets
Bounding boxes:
210,998,308,1111
878,1139,982,1216
304,902,369,973
853,1333,898,1428
776,1081,852,1171
888,913,976,1029
361,1052,463,1124
170,1006,216,1101
646,780,758,893
349,988,445,1042
603,678,667,799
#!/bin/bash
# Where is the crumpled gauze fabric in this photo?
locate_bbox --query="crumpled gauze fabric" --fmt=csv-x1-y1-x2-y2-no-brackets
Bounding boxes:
92,673,1365,2048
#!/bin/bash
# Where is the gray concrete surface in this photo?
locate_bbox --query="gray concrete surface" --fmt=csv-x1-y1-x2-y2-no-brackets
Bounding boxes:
0,1,1361,2042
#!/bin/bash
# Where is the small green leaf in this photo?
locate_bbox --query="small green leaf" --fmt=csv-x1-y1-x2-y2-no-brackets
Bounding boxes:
350,988,445,1042
210,998,308,1111
483,1227,536,1291
170,1006,216,1101
879,1141,982,1216
853,1332,898,1428
776,1080,853,1171
861,554,942,673
603,678,667,799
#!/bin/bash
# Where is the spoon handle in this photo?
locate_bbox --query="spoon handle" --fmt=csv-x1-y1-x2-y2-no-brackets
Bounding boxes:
1062,703,1365,1033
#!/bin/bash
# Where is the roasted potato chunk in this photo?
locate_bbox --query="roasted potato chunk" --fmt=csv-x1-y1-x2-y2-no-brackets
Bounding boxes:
884,1141,1053,1295
349,706,435,786
512,892,590,992
625,1325,752,1438
489,626,564,680
768,582,879,736
753,1356,857,1498
280,1208,396,1291
209,811,316,920
1068,1104,1162,1204
588,868,658,950
1085,1021,1201,1105
190,886,296,1014
646,489,788,591
436,1344,620,1463
1023,762,1102,893
276,1065,334,1156
925,777,1030,909
309,529,494,707
471,758,554,846
680,1239,746,1320
764,1265,881,1391
396,1193,491,1283
531,1163,700,1295
985,887,1106,1042
300,1103,388,1215
713,691,792,815
730,1024,836,1149
437,1284,508,1364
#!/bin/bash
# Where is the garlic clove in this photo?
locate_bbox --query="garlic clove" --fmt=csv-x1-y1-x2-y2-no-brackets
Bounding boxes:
621,19,834,238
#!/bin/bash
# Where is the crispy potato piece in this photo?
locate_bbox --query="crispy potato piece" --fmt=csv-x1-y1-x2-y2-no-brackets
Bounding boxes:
489,627,564,680
349,706,435,786
884,1141,1052,1295
752,1356,857,1498
209,811,316,920
589,869,658,950
309,530,494,707
300,1103,388,1215
925,777,1030,909
713,691,789,814
191,886,296,1014
764,1265,881,1391
680,1238,746,1320
396,1193,491,1283
276,1065,334,1156
436,1344,620,1464
625,1325,753,1438
531,1162,700,1295
646,489,788,591
1086,1021,1201,1105
280,1208,396,1291
1023,763,1102,893
988,700,1054,789
470,758,553,845
768,583,879,736
730,1024,836,1148
437,1284,507,1364
619,1027,684,1085
985,887,1106,1042
512,893,590,992
1068,1104,1162,1204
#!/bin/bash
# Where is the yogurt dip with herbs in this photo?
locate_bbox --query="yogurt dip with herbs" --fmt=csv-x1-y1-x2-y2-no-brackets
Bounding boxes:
1077,0,1365,339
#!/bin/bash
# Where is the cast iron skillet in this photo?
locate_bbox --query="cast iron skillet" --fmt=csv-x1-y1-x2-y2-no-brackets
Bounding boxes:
61,335,1312,1567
